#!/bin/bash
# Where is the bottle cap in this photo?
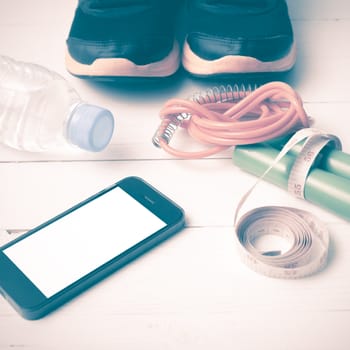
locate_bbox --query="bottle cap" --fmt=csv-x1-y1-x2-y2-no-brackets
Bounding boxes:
67,103,114,152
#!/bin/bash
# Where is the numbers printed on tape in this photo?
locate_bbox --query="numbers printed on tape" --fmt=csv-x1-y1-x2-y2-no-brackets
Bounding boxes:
287,131,342,199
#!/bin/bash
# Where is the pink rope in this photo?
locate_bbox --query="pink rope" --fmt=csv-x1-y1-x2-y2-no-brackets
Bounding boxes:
157,82,309,159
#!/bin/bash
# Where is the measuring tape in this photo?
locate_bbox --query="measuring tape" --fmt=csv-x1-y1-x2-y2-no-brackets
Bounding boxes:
287,131,342,199
234,128,341,279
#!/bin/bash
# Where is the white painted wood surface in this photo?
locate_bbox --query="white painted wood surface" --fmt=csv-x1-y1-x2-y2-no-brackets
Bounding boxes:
1,0,350,349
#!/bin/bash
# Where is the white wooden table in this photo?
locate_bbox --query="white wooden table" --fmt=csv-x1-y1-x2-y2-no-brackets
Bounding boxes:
1,1,350,349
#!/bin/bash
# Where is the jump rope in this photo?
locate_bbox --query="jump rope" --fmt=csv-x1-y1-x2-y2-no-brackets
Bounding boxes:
153,81,309,158
153,81,350,278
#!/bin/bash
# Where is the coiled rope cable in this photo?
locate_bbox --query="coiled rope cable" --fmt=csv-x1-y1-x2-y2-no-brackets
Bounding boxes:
153,81,310,159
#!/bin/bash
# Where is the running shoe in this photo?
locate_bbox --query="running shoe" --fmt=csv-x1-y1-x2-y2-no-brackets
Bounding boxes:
65,0,180,78
182,0,296,77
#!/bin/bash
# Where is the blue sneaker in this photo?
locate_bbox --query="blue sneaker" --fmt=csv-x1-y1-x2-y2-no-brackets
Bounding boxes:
182,0,296,76
66,0,180,78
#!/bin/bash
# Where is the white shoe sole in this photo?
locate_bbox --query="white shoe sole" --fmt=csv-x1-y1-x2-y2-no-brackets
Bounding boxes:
65,41,180,78
182,39,297,76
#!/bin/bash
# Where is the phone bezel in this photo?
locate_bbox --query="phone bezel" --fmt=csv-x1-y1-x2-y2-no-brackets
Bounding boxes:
0,176,185,320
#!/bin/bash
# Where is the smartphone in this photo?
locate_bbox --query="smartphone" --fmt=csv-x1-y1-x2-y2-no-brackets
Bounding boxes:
0,176,185,320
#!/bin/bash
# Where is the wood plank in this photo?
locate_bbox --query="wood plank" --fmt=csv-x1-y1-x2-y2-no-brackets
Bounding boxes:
1,1,350,349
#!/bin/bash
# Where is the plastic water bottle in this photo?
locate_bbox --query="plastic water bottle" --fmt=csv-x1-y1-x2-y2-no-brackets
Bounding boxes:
0,55,115,152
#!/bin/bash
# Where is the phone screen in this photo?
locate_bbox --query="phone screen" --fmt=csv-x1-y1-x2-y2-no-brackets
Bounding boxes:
3,187,166,298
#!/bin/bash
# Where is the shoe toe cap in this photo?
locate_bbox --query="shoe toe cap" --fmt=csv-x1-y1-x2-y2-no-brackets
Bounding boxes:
186,32,294,62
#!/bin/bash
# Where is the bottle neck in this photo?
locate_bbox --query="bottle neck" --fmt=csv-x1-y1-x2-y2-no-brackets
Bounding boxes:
64,101,86,142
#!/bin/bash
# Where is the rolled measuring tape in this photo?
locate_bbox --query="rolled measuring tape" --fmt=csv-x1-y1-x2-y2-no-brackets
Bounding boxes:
233,128,341,279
